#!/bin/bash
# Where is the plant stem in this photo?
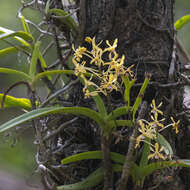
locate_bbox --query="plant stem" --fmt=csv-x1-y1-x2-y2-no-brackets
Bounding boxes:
116,101,148,190
101,134,113,190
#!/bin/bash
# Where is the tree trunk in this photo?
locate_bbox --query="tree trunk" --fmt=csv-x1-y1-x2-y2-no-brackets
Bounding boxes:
77,0,188,189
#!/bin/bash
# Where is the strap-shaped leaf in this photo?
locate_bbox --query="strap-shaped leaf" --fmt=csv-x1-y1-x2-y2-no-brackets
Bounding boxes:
139,137,151,167
0,94,33,110
57,164,123,190
140,159,190,180
0,47,22,57
0,45,31,57
132,74,150,120
29,41,41,78
0,106,104,133
175,14,190,30
21,16,31,34
106,106,132,121
0,27,33,42
87,86,107,117
61,151,125,165
0,68,31,81
57,167,104,190
122,75,136,106
107,120,133,128
45,0,51,14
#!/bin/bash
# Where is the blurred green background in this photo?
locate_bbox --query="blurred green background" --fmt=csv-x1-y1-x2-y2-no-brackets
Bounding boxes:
0,0,189,183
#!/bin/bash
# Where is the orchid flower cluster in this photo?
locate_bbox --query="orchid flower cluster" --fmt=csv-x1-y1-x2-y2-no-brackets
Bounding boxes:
136,99,180,160
72,37,134,98
72,37,181,161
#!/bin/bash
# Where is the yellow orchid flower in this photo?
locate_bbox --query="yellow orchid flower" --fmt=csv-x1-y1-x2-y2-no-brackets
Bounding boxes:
135,120,157,148
151,99,163,115
72,45,87,61
104,38,118,52
148,143,166,160
150,112,165,128
170,116,180,134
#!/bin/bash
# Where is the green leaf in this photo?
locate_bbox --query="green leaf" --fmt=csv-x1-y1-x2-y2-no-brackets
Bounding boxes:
130,163,144,186
29,41,41,78
0,27,33,43
45,0,51,14
92,95,107,117
0,106,104,133
106,106,132,121
0,94,33,110
57,167,104,190
0,47,21,57
61,151,103,165
21,15,31,34
137,138,151,186
0,47,18,56
157,133,173,158
175,14,190,30
0,45,31,57
38,51,52,80
87,86,107,117
47,8,78,38
61,151,125,165
107,120,133,128
132,75,150,121
141,159,190,180
38,51,48,70
130,159,190,186
60,151,125,190
0,67,31,82
0,26,32,56
57,164,123,190
139,137,151,167
122,75,136,106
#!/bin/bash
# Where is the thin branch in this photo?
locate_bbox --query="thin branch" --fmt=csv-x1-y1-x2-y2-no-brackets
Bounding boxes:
180,73,190,85
43,117,78,141
116,101,148,190
40,79,79,108
42,41,55,56
134,81,182,88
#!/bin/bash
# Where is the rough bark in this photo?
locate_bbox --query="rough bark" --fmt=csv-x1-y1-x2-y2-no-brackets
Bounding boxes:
83,0,174,82
31,0,190,189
